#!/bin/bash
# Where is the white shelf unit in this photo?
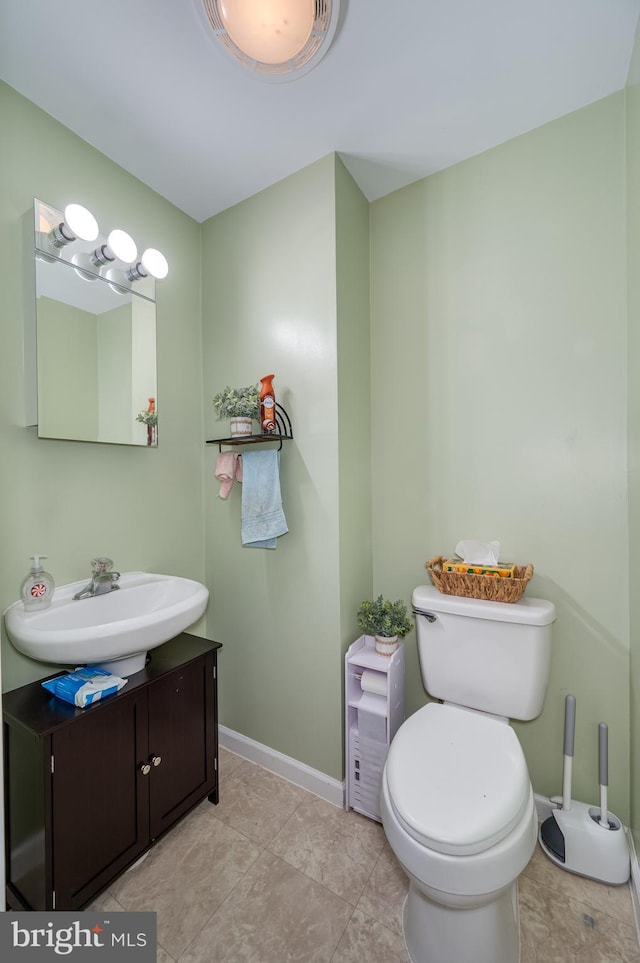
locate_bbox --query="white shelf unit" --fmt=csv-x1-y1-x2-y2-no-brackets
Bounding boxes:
345,636,405,822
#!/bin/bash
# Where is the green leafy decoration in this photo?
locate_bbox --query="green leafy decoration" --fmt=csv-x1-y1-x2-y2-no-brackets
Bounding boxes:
212,384,260,419
357,595,413,639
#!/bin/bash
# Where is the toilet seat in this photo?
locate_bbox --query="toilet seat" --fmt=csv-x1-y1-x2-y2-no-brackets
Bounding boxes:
385,702,531,857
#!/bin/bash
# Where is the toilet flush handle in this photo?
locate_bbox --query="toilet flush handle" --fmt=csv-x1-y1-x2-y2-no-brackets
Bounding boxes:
413,607,437,623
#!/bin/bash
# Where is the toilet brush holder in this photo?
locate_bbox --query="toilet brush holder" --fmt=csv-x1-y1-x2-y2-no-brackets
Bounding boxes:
539,803,629,885
539,703,629,885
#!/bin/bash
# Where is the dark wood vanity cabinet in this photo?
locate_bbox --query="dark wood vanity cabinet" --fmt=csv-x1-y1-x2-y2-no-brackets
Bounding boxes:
3,633,221,911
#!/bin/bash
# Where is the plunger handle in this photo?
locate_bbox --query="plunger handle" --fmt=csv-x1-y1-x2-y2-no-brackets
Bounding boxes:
599,722,609,828
562,694,576,811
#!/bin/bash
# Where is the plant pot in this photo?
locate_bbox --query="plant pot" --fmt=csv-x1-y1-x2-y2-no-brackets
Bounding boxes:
229,417,253,437
374,635,399,657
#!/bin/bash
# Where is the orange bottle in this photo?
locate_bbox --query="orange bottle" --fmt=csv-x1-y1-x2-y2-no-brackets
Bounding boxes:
259,374,276,433
146,398,156,446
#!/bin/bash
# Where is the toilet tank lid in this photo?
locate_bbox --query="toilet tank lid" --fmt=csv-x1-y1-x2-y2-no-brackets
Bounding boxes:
412,584,556,626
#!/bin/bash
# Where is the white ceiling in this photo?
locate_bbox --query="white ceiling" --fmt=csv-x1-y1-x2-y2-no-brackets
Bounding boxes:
2,0,639,223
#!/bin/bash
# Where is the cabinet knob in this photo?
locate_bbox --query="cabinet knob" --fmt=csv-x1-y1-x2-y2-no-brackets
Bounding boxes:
139,762,151,776
151,755,162,767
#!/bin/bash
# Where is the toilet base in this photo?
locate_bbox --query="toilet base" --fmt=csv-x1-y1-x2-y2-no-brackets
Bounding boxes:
403,878,520,963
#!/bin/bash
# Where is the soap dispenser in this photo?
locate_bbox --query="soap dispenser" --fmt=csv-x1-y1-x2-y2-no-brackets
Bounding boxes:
20,555,55,611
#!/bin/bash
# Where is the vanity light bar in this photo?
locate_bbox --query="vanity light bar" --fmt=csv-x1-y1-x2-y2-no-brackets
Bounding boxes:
43,200,168,280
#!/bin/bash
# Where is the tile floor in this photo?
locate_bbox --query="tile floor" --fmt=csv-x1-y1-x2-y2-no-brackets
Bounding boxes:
89,748,640,962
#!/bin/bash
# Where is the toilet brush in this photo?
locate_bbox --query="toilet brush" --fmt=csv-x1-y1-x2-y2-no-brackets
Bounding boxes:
598,723,610,829
539,695,629,885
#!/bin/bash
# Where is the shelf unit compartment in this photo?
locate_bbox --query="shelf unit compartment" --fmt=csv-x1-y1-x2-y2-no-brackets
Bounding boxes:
357,709,387,743
345,636,405,823
348,689,387,716
348,727,388,821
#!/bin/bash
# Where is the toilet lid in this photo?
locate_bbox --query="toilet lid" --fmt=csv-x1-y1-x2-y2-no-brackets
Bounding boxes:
385,702,531,856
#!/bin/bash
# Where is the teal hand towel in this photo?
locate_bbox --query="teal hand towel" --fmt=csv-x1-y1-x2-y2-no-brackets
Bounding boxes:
241,449,288,549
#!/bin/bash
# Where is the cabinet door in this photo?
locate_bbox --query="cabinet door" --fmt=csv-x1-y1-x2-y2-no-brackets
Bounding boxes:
51,690,149,909
147,653,216,839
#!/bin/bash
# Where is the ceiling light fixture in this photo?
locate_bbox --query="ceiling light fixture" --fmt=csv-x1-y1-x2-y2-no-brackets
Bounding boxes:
200,0,341,81
34,198,169,290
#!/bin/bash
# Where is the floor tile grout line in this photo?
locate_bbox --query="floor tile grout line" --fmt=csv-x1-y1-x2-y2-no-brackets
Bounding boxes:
216,760,390,915
223,750,340,811
520,870,636,929
253,850,360,963
172,829,268,962
332,903,409,963
327,903,358,963
264,808,387,908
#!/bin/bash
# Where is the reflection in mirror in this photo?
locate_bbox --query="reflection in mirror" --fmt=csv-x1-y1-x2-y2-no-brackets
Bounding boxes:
33,199,161,446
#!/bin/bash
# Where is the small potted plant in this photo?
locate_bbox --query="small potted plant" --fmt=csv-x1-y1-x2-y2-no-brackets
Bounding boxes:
212,384,260,437
357,595,413,656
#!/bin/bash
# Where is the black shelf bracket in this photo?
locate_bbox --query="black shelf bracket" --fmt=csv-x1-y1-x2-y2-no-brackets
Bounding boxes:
206,403,293,452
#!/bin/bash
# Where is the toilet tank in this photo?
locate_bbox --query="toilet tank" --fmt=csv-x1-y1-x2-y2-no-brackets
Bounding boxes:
412,585,556,721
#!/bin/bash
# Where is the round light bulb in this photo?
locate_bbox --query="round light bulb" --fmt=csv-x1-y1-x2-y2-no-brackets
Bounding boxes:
141,248,169,280
219,0,314,64
64,203,99,242
107,229,137,263
105,267,131,295
71,252,99,282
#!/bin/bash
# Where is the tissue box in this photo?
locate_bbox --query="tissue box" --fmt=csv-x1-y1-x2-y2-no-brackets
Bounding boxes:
443,559,516,578
41,666,127,708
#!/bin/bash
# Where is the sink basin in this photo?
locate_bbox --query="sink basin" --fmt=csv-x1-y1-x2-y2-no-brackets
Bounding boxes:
4,572,209,676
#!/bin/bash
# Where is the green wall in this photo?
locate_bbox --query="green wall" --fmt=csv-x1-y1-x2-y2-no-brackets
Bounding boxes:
0,81,206,691
370,94,630,819
1,67,637,824
627,20,640,850
201,156,371,781
335,156,373,649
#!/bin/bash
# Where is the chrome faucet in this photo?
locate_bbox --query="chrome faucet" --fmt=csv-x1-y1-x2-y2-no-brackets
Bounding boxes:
73,557,120,600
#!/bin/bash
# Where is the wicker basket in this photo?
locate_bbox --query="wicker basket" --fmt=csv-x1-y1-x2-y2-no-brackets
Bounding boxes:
425,555,533,604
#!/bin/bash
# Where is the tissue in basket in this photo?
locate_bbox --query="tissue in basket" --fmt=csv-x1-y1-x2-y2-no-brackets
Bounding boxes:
426,556,533,603
443,558,516,578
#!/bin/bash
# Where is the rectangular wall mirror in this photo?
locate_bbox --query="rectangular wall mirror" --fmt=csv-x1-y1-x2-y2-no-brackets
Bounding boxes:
32,199,158,446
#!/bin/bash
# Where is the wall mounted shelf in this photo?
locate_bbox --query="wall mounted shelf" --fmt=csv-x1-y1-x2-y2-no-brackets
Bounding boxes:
206,403,293,451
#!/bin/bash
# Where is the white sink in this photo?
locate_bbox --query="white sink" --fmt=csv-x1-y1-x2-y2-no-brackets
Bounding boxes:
4,572,209,676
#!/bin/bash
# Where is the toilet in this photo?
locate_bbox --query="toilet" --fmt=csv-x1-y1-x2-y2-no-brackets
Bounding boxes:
380,584,556,963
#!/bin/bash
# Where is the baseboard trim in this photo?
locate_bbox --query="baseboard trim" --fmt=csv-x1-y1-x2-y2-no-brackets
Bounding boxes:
534,792,556,823
628,830,640,946
218,725,345,809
